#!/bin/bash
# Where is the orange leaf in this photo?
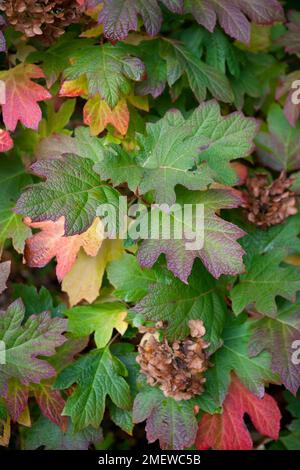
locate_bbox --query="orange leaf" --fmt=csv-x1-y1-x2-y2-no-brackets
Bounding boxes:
84,95,129,136
59,75,88,97
0,64,51,131
23,217,103,281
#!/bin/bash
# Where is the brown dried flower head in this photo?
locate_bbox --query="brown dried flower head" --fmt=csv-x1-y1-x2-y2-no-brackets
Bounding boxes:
0,0,83,42
243,172,298,227
137,320,209,401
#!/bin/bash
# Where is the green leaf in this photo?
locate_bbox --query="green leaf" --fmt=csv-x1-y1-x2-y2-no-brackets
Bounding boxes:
98,100,257,200
97,106,214,204
107,253,158,302
28,33,94,88
135,40,167,98
275,392,300,450
0,398,7,421
0,154,32,254
133,261,226,352
66,302,128,349
64,43,145,108
236,214,300,265
54,348,131,431
15,155,120,236
281,419,300,450
40,99,76,136
95,144,143,193
111,343,139,396
24,416,103,450
109,402,133,435
160,39,234,103
191,100,258,184
230,251,300,316
12,285,65,319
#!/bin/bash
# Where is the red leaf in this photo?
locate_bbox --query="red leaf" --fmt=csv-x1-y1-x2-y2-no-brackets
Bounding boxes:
0,129,13,152
0,64,51,131
34,384,67,431
5,381,29,422
196,374,281,450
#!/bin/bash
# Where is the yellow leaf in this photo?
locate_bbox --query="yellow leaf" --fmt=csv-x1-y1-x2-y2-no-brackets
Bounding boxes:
81,25,104,38
17,406,31,427
62,239,124,306
285,254,300,267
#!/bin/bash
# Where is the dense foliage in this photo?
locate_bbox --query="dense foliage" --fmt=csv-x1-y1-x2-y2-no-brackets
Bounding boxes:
0,0,300,451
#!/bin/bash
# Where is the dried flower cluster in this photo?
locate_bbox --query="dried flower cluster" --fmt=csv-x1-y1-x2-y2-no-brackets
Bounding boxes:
137,320,209,400
243,172,298,227
0,0,82,42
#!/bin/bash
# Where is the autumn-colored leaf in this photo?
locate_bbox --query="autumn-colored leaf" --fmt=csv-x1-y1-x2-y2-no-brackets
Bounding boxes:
0,129,13,152
0,64,51,131
24,217,104,281
59,76,88,98
196,374,281,450
62,239,124,306
33,383,67,430
5,379,29,423
83,95,129,136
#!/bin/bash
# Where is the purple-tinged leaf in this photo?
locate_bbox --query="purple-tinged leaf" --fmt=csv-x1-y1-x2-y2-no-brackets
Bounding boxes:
279,10,300,54
0,15,6,52
133,386,197,450
24,416,103,450
185,0,284,44
0,300,67,395
5,380,29,422
256,104,300,171
249,299,300,395
33,384,66,430
98,0,183,41
99,0,161,41
138,189,246,282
